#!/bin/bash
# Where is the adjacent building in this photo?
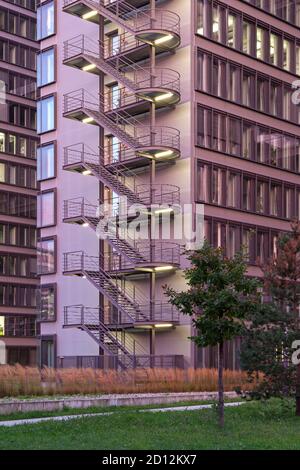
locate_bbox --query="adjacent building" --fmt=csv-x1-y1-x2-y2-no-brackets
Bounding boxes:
0,0,39,365
38,0,300,370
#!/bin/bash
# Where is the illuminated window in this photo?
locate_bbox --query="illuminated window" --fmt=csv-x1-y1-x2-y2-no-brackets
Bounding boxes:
283,39,292,71
270,34,279,66
227,14,236,48
212,6,220,41
256,27,264,60
0,133,5,152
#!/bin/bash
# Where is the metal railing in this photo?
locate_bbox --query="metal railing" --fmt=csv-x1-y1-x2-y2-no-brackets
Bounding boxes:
63,88,181,152
57,354,184,369
104,242,181,271
64,305,147,355
63,0,180,38
64,34,180,93
63,250,148,306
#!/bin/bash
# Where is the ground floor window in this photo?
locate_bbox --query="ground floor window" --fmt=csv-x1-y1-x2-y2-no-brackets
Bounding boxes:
6,346,36,366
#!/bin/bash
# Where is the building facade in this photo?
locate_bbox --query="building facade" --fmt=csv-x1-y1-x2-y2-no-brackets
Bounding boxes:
38,0,300,370
0,0,39,365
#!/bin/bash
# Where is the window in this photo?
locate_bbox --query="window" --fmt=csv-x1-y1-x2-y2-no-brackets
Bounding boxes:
212,5,220,42
37,190,55,228
228,117,241,155
37,48,55,87
270,184,281,216
257,181,267,214
37,238,56,275
256,27,265,60
37,1,55,40
107,32,120,56
243,21,253,55
0,163,5,182
283,39,292,71
37,284,56,322
227,14,236,48
0,315,36,338
296,45,300,76
40,336,56,368
37,95,55,134
227,172,239,208
270,33,279,66
37,143,55,181
0,133,5,152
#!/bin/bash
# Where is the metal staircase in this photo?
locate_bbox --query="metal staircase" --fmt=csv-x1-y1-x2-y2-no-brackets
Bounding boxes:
62,0,182,367
64,251,146,321
63,35,180,105
63,143,145,205
64,305,148,369
63,0,180,42
63,88,180,157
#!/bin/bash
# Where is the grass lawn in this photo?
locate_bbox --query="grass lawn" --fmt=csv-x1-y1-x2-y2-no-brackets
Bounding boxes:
0,399,299,450
0,398,242,422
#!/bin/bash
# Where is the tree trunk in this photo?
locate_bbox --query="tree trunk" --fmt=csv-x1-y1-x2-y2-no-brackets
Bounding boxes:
218,341,224,428
296,363,300,416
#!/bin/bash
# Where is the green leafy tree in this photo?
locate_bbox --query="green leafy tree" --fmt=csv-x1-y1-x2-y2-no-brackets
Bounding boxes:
164,241,259,427
240,221,300,414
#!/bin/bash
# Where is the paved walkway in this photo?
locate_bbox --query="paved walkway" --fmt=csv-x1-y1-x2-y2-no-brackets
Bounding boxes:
0,401,245,427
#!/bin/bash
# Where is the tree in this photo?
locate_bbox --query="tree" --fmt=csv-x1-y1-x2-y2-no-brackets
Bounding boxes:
164,241,259,427
240,221,300,413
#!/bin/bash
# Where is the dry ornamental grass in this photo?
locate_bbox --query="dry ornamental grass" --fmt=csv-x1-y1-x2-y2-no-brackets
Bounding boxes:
0,365,257,398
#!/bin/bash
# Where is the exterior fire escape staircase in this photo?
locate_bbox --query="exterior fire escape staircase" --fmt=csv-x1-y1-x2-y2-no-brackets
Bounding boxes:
64,305,149,369
62,0,181,367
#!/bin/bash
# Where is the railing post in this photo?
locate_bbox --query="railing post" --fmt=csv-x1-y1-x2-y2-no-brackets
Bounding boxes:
81,305,84,326
80,142,84,163
63,200,67,219
81,251,84,272
81,197,84,218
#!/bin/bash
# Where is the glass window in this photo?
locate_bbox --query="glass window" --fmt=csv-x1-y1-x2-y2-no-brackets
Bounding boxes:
37,96,55,134
37,191,55,228
37,48,54,87
227,172,239,208
257,181,267,214
227,14,236,48
0,224,5,244
0,133,5,152
8,135,16,154
37,238,56,275
228,117,241,155
283,39,292,71
270,33,279,66
37,1,55,40
0,163,5,182
270,184,281,216
37,143,55,181
243,21,253,55
256,27,265,60
242,70,255,108
212,5,220,42
37,285,56,321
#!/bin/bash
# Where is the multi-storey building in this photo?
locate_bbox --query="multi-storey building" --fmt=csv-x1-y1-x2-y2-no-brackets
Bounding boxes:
38,0,300,370
0,0,39,365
